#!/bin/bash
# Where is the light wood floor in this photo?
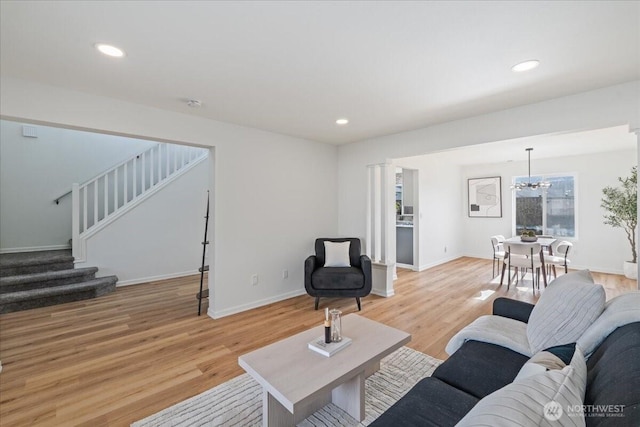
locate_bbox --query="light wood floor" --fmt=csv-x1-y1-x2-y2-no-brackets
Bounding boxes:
0,257,636,426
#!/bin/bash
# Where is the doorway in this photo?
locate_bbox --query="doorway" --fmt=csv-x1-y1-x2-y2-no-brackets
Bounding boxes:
395,167,419,270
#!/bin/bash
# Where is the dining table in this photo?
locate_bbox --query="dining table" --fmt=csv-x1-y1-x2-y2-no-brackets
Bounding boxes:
503,236,557,287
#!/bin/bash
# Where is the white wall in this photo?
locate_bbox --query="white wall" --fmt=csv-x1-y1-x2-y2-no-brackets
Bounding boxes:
0,119,156,251
461,150,637,274
394,155,463,270
0,77,338,318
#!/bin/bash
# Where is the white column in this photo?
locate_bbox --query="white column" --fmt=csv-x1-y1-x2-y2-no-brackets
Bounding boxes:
366,162,396,297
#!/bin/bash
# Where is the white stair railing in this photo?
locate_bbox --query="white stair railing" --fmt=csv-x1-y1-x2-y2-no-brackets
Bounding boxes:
71,143,208,261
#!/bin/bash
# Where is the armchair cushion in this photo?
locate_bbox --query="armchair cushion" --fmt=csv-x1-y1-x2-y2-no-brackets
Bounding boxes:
311,267,365,290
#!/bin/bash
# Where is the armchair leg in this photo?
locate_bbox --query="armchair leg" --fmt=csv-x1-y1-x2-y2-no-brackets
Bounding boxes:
356,297,361,311
314,297,320,310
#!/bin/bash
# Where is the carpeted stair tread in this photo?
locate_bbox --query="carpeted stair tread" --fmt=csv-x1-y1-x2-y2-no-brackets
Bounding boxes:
0,276,118,314
0,267,99,293
0,250,74,277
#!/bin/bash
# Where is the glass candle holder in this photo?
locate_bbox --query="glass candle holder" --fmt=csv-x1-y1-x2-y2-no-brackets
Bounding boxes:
329,309,342,342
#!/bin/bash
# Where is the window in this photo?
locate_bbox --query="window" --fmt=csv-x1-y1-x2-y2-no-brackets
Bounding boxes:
513,175,576,237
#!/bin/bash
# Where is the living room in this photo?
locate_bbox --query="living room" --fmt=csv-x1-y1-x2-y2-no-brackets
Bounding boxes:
1,1,639,426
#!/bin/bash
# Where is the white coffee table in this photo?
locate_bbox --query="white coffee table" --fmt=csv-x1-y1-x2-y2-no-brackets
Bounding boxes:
238,313,411,426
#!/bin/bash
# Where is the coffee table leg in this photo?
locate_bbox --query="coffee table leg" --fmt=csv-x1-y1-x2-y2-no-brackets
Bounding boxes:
332,371,365,421
262,389,331,426
263,390,294,427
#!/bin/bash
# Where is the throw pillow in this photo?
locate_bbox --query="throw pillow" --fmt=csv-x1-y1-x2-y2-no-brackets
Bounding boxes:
514,343,575,381
457,347,587,427
577,291,640,358
323,241,351,267
527,270,605,354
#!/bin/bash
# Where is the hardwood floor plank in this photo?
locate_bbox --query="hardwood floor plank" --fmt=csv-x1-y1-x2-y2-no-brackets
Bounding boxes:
0,261,635,426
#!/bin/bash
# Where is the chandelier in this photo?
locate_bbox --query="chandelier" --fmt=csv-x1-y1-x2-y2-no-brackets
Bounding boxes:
511,148,551,191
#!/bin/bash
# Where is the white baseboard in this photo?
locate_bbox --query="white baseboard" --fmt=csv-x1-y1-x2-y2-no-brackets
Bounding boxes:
208,288,307,319
114,270,200,286
418,254,461,271
396,262,417,271
0,244,71,254
371,289,395,297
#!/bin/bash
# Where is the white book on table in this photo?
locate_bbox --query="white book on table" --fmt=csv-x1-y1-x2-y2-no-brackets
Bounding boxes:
308,336,352,357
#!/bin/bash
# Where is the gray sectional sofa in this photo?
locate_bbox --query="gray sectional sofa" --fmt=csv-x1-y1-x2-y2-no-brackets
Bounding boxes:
371,271,640,427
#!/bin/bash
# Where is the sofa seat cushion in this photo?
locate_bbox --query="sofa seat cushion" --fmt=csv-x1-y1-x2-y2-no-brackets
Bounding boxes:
585,321,640,426
311,267,364,290
433,340,529,399
369,377,478,427
457,347,587,427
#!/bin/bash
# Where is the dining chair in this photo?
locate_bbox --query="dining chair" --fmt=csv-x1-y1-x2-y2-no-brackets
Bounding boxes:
490,235,506,277
538,235,555,257
500,242,543,294
544,241,573,279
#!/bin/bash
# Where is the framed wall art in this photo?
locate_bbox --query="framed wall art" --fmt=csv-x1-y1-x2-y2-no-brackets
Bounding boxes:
468,176,502,218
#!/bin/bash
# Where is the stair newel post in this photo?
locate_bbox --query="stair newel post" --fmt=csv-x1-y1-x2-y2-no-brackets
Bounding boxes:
198,190,210,316
71,183,80,260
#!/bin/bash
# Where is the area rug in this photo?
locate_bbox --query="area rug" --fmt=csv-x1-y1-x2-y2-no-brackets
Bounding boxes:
131,346,442,427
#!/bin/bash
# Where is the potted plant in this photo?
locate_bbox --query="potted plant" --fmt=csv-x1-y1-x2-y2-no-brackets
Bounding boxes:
520,229,538,242
601,166,637,279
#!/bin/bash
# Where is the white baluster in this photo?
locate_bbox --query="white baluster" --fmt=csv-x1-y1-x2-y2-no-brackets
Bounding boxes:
114,167,119,211
150,148,155,187
157,145,162,182
83,185,88,233
104,174,109,219
124,162,128,204
133,155,138,198
165,144,170,177
94,180,98,227
142,151,146,192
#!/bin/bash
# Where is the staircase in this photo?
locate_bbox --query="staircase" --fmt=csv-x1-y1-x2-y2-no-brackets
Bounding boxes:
0,143,207,314
0,250,117,314
69,143,208,262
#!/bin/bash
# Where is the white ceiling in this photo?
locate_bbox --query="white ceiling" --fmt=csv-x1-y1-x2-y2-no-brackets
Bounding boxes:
404,125,637,166
1,1,639,145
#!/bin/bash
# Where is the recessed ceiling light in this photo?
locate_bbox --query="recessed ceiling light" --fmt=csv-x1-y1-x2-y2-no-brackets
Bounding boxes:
336,118,349,125
512,60,540,72
95,43,125,58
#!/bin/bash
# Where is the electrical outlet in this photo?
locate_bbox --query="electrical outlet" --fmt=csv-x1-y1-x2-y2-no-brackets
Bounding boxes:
444,246,447,253
251,274,258,286
282,269,288,279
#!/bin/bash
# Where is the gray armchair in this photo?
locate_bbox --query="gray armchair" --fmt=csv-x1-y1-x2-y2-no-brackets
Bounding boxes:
304,238,372,311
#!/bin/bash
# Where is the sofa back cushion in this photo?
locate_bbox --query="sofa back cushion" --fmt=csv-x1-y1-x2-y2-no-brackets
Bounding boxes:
585,321,640,426
577,292,640,358
527,270,605,354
